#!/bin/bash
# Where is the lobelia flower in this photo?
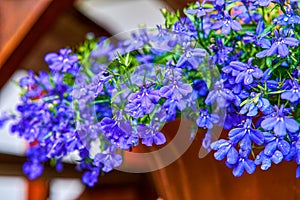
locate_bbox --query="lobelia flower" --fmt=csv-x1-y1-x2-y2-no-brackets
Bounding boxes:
240,92,271,116
232,149,256,177
44,48,79,74
192,79,208,97
82,168,100,187
261,105,299,137
211,11,242,35
22,144,48,180
196,108,220,129
100,116,133,149
176,43,207,69
211,38,233,65
273,8,300,26
229,118,264,151
93,146,123,172
266,30,299,58
211,139,239,165
281,81,300,103
205,80,235,108
243,21,270,46
137,121,166,146
185,1,214,18
229,58,263,85
125,87,161,118
159,77,193,101
224,105,245,130
260,132,291,164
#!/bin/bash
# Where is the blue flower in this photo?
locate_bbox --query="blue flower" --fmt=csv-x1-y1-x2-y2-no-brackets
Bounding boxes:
196,108,219,129
125,87,160,118
229,58,263,85
205,80,235,107
160,78,193,101
232,150,256,177
211,38,233,65
22,145,47,180
100,117,133,149
281,81,300,103
273,8,300,26
261,105,299,137
23,161,44,180
176,44,207,69
254,132,291,170
94,147,123,172
44,48,79,73
211,139,239,165
185,1,214,18
211,11,242,35
192,79,208,97
243,21,270,47
255,150,284,170
266,30,299,58
240,92,271,116
137,122,166,146
229,118,264,150
82,168,100,187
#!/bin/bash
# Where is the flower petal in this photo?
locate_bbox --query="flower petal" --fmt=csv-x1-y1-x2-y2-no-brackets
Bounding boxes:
261,117,278,131
285,118,299,133
277,139,290,155
271,150,283,164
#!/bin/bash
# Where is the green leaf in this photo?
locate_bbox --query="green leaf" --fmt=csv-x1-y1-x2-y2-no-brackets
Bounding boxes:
240,98,251,107
63,73,75,86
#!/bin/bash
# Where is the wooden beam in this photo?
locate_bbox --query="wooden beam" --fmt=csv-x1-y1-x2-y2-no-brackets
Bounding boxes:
0,0,75,89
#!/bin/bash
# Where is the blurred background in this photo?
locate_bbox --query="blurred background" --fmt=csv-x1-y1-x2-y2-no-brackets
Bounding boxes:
0,0,191,199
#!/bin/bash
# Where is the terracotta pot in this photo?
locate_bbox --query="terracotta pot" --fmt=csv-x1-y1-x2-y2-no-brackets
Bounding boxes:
130,119,300,200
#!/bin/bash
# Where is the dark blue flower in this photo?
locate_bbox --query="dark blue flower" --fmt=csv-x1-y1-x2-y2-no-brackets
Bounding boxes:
211,38,233,65
261,105,299,137
192,79,208,97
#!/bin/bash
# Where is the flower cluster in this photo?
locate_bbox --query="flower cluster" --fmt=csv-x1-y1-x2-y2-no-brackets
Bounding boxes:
1,0,300,186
